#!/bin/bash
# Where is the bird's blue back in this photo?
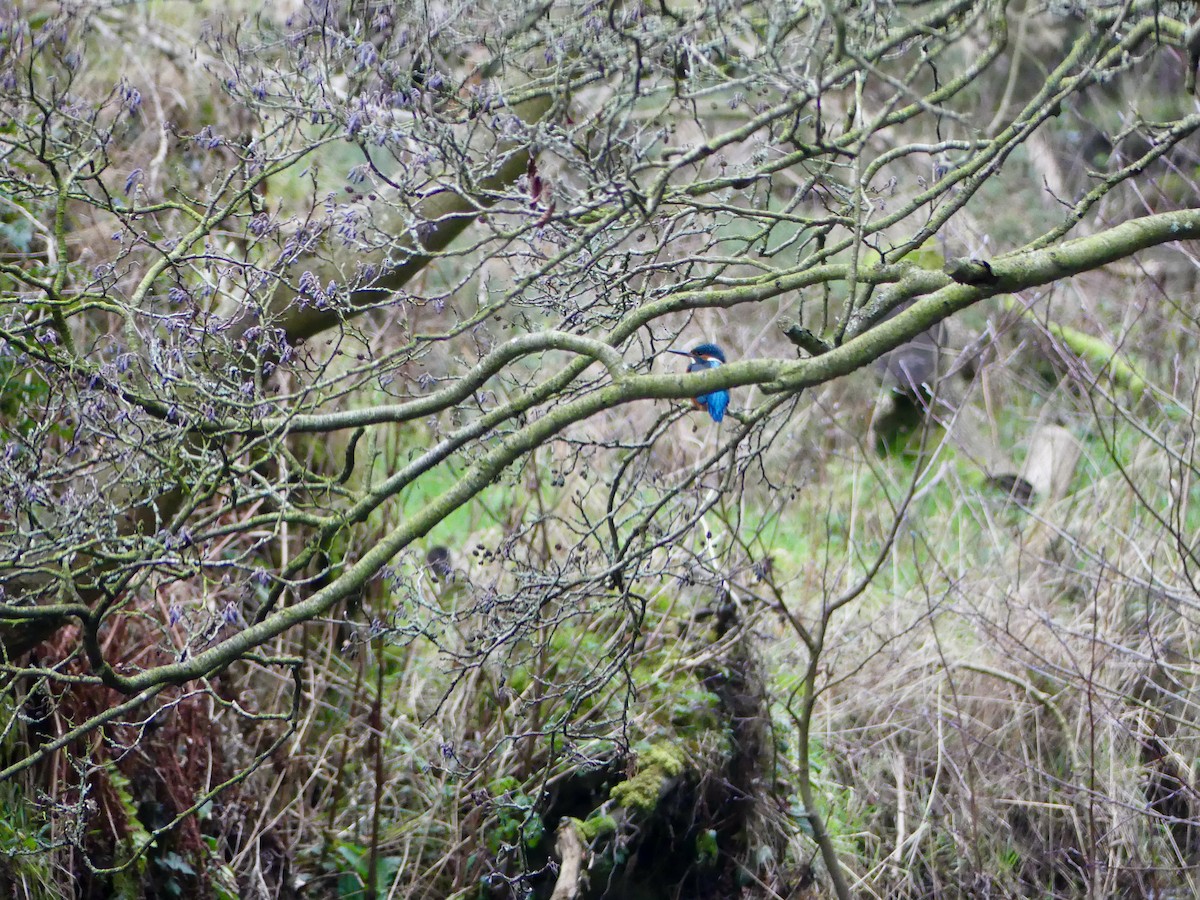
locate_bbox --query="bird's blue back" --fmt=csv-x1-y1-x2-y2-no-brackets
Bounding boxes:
700,386,729,422
687,350,729,422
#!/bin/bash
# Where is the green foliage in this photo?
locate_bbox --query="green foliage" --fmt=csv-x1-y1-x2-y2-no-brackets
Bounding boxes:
0,216,33,254
313,840,403,900
670,687,723,733
200,837,240,900
695,828,719,866
102,767,151,900
149,853,194,899
0,358,48,436
0,782,55,899
485,777,545,855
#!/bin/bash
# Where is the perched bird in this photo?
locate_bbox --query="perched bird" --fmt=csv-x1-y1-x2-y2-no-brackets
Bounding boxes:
668,343,730,423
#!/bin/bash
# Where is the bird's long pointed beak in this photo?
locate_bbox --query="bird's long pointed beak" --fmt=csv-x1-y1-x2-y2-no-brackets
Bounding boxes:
665,349,695,358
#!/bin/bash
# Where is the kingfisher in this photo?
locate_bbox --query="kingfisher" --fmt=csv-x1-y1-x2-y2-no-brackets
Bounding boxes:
668,343,729,423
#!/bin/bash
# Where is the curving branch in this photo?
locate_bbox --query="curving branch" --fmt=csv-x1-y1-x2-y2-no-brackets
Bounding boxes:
45,207,1200,697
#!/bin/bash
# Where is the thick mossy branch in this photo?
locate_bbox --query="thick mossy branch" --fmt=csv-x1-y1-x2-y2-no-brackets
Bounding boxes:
577,814,617,841
609,743,689,814
1001,298,1148,397
819,209,1200,387
1044,321,1147,397
270,330,627,433
248,94,554,345
782,323,834,356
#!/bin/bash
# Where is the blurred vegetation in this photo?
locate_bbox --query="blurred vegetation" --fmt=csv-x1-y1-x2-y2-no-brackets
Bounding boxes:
3,1,1200,899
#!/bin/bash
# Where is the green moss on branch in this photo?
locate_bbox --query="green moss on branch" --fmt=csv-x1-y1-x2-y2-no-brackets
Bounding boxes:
609,743,689,814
